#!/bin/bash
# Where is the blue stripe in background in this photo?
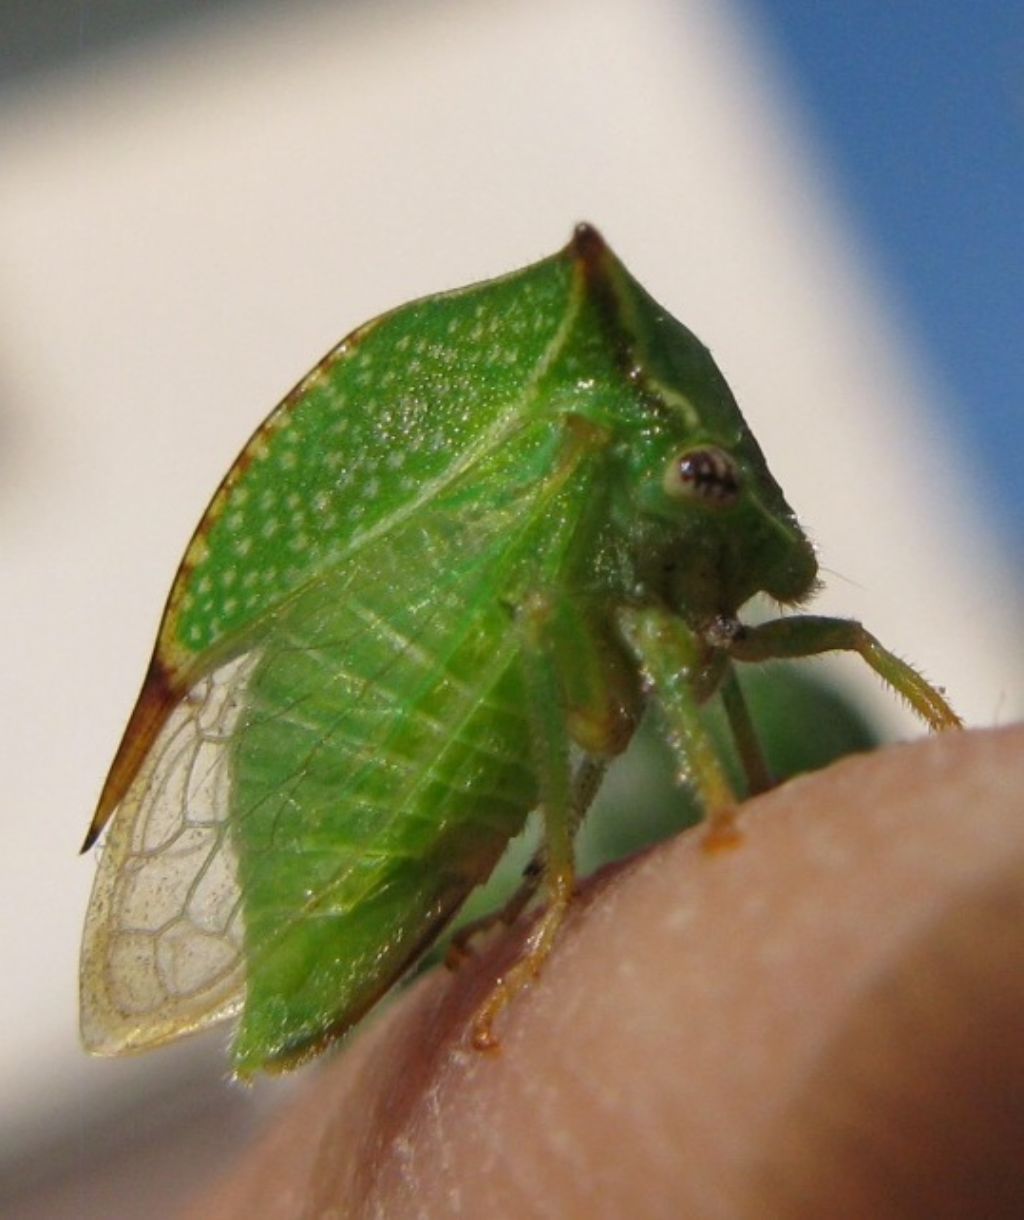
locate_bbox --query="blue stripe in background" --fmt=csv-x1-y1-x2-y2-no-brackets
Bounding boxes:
748,3,1024,558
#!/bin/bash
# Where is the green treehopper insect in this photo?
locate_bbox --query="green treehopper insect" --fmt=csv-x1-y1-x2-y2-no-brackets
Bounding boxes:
80,223,960,1076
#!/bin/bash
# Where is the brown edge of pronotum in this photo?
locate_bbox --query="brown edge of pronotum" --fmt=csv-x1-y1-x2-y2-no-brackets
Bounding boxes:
80,223,610,854
79,315,384,853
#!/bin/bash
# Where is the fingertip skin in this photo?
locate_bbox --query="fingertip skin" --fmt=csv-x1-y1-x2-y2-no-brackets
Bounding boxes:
187,725,1024,1220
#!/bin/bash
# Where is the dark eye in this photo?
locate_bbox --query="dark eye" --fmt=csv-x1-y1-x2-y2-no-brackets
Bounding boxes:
663,446,741,507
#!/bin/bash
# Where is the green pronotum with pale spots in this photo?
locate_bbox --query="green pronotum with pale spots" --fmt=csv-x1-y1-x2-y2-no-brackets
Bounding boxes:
79,224,960,1076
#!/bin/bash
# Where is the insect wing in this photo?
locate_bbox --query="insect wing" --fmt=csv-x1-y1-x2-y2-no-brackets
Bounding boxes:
80,653,256,1054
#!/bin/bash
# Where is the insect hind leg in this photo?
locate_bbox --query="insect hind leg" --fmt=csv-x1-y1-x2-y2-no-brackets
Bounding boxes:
469,591,626,1050
447,757,606,970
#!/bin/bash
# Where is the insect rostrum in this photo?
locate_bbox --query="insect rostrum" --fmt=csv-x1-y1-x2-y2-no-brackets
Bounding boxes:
80,223,960,1076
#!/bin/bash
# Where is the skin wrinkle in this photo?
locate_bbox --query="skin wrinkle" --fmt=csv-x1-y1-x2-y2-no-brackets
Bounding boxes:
186,724,1024,1219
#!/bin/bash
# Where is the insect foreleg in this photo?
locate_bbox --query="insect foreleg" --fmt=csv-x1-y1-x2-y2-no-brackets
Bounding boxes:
617,605,738,845
725,616,962,732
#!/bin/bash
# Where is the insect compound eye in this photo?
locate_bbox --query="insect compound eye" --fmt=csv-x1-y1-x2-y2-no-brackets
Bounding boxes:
662,446,742,507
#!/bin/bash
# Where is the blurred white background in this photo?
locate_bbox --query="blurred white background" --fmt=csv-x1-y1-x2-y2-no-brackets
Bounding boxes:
2,1,1020,1215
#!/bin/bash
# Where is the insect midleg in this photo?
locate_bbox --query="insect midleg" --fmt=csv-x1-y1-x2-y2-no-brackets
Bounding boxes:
616,604,738,846
719,662,775,796
724,616,962,732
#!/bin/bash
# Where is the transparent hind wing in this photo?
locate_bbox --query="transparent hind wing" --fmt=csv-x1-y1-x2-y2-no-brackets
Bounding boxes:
80,652,259,1055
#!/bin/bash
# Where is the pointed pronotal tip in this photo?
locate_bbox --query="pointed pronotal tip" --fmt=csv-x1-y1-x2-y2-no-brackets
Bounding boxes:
80,822,101,854
570,221,606,259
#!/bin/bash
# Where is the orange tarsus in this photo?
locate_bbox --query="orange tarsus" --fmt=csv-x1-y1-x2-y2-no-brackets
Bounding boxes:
701,822,743,855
